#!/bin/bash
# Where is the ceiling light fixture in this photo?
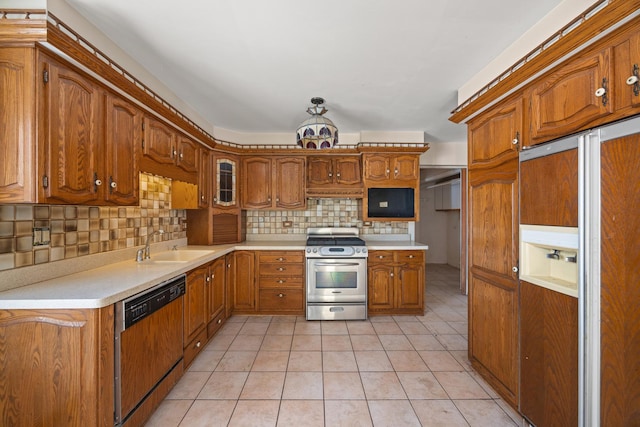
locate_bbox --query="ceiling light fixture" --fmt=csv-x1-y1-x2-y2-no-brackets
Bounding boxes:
296,97,338,149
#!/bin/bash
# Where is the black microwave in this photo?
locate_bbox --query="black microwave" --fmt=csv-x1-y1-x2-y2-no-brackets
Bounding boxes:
367,187,415,218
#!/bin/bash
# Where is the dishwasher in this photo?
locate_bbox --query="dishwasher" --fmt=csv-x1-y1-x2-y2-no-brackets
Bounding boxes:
114,274,186,426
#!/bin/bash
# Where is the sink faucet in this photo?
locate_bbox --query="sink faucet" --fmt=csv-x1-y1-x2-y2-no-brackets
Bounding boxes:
136,229,165,262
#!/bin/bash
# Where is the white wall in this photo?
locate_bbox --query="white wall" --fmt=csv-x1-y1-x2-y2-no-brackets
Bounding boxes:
420,142,467,167
458,0,596,103
446,211,461,268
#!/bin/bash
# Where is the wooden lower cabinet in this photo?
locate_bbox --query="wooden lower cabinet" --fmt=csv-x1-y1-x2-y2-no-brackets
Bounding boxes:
520,281,578,426
367,250,425,315
230,251,257,314
257,251,305,315
184,265,208,367
468,157,519,408
0,307,114,427
207,257,227,337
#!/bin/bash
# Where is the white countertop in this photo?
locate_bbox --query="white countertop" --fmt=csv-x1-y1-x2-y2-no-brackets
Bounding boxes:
0,239,428,310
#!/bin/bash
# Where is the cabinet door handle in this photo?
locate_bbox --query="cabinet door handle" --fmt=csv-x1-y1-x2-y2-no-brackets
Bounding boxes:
206,276,210,282
179,152,184,159
217,319,222,324
328,172,333,177
512,266,519,273
336,173,341,178
195,341,201,348
627,64,639,96
394,168,399,176
94,173,102,192
595,78,608,106
109,176,117,190
390,272,394,277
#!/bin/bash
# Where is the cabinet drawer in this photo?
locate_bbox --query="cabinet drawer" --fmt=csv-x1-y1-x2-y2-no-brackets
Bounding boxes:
258,251,304,263
183,328,207,368
259,276,303,289
207,311,226,339
259,263,304,276
259,289,304,312
369,251,394,263
396,251,424,264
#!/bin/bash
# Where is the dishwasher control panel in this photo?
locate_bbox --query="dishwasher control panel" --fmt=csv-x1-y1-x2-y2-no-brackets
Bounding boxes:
122,274,186,329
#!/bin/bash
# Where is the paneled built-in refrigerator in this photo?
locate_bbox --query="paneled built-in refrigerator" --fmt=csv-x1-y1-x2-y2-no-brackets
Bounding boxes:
519,115,640,427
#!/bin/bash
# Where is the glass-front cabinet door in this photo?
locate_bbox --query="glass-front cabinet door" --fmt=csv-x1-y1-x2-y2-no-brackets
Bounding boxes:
214,157,237,208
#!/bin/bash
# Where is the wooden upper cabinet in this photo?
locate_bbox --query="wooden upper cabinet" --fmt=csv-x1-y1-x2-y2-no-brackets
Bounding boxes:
335,157,362,185
613,28,640,112
274,157,305,209
363,154,419,186
198,149,211,208
104,93,141,205
176,136,199,174
307,157,333,186
241,156,272,209
529,48,613,146
0,47,35,203
38,53,101,205
141,115,199,184
306,156,363,197
468,97,522,167
212,155,239,209
143,116,176,165
241,156,305,209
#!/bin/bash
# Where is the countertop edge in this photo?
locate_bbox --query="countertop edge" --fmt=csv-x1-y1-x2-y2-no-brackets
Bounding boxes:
0,240,428,309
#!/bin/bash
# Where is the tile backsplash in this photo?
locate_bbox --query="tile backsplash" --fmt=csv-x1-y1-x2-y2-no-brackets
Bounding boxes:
246,198,409,236
0,176,409,272
0,173,186,271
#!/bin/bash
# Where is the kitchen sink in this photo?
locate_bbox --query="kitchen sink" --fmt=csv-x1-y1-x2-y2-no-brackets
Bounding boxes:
146,249,215,263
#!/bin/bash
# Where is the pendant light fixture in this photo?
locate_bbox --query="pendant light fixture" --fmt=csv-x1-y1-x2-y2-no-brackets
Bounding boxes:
296,97,339,149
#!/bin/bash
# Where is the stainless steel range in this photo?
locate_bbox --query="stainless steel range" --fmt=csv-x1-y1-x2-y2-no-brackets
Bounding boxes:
305,227,368,320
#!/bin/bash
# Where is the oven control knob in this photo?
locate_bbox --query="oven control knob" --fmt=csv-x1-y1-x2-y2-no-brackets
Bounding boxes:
362,248,368,253
313,248,318,253
355,248,360,253
306,248,311,253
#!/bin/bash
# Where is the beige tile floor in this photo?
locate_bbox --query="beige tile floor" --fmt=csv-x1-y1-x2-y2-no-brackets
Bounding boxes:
146,264,524,426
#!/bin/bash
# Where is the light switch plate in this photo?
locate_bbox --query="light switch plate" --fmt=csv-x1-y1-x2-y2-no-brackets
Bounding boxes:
33,227,51,246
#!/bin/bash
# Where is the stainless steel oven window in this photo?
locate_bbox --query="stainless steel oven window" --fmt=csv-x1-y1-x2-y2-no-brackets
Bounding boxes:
315,270,358,289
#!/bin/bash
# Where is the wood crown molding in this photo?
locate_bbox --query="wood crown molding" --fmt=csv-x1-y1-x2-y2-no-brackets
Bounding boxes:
449,0,640,124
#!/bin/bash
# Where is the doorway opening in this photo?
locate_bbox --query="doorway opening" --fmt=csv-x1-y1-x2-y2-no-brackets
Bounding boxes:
415,167,467,294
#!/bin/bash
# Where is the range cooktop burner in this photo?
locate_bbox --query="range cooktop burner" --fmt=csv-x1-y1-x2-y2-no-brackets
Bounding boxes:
306,236,366,246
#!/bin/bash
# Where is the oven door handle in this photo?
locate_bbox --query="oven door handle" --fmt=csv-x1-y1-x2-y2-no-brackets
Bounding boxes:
313,262,362,267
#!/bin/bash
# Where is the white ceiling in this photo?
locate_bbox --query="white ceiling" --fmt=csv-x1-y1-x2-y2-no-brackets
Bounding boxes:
63,0,564,144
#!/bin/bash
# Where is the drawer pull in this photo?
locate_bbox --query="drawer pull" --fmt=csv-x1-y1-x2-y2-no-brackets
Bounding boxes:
195,341,201,348
377,255,384,259
408,255,414,259
277,293,285,298
277,257,285,261
217,319,222,324
278,280,285,284
277,267,285,271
